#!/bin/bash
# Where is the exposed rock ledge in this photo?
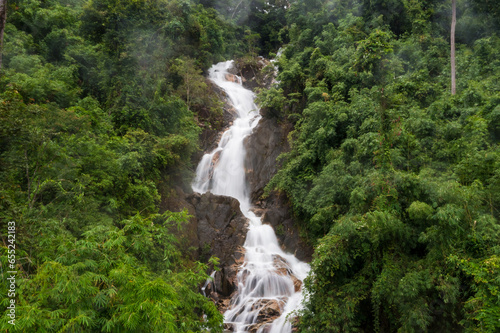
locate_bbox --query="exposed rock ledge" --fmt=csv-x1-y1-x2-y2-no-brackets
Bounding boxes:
245,116,313,262
161,57,313,320
229,56,274,92
229,56,313,261
161,189,247,308
187,192,248,299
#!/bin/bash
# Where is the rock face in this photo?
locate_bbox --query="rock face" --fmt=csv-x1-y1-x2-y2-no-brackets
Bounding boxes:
244,117,288,203
187,192,248,299
229,56,275,92
248,299,286,333
274,255,302,292
162,57,313,327
225,73,240,83
229,56,313,262
244,117,313,262
160,188,248,307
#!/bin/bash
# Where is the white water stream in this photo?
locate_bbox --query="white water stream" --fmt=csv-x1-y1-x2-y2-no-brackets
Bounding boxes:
192,61,310,333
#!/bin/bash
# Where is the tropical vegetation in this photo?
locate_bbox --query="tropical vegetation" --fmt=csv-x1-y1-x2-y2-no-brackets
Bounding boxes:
1,0,499,332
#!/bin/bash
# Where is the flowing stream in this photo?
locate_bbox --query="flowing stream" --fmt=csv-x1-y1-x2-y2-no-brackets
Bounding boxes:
192,60,310,333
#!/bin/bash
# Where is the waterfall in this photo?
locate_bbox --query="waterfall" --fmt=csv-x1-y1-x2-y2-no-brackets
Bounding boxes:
192,60,310,333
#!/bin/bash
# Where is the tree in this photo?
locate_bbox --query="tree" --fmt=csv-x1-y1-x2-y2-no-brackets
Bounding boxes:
171,57,207,113
451,0,456,95
264,1,500,331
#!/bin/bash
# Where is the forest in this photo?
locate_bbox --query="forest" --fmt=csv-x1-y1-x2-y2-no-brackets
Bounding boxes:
0,0,499,332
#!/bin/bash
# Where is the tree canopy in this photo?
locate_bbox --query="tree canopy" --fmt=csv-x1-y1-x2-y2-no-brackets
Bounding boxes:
1,0,499,331
261,0,500,331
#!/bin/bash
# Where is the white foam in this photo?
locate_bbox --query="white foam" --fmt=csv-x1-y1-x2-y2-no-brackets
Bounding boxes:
192,60,310,333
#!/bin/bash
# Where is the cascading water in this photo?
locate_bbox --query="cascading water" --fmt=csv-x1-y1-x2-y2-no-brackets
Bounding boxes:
192,60,310,333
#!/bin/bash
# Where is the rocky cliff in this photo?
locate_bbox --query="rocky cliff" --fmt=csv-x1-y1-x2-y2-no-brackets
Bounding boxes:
244,117,313,262
161,57,312,318
236,57,313,262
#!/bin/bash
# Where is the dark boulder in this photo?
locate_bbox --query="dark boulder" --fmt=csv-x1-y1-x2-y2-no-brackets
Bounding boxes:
187,192,248,297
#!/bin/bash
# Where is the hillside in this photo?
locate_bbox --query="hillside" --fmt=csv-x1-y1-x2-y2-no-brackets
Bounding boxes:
1,0,499,332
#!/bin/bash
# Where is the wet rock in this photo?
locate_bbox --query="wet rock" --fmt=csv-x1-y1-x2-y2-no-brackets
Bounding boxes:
208,150,222,180
230,56,274,91
187,192,249,298
225,73,240,83
273,255,303,293
224,323,235,332
248,322,267,333
253,323,272,333
244,117,287,202
250,207,265,217
253,299,284,321
218,298,233,314
209,291,220,302
293,277,302,293
244,117,314,262
245,299,284,333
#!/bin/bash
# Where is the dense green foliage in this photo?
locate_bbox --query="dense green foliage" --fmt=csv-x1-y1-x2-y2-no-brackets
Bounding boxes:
262,0,500,331
196,0,289,56
0,0,244,330
1,0,499,331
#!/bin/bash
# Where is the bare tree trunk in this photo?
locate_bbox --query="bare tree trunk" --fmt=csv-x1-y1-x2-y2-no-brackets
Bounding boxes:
0,0,6,72
451,0,456,95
